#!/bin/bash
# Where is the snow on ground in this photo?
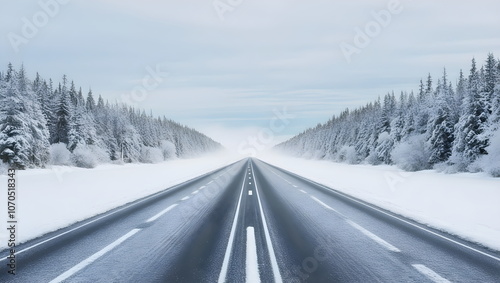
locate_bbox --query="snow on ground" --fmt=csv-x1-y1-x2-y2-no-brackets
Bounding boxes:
0,151,241,249
259,151,500,252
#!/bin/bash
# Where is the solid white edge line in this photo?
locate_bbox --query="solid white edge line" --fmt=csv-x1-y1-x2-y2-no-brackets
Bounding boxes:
251,162,283,283
49,229,141,283
217,165,248,283
146,204,178,223
412,264,451,283
246,226,261,283
346,220,401,252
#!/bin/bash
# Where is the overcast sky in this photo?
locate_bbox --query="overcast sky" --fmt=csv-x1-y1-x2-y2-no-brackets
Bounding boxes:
2,0,500,152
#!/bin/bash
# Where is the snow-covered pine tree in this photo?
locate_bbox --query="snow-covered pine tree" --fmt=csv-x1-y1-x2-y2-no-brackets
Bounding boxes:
401,91,417,138
93,99,117,160
427,70,455,164
483,57,500,143
450,59,487,169
112,105,141,162
374,93,397,164
68,101,99,152
52,86,71,145
354,104,373,159
390,92,406,143
0,65,50,168
479,54,498,149
86,89,96,112
68,80,78,107
33,74,53,129
483,54,496,113
414,75,433,134
0,66,29,168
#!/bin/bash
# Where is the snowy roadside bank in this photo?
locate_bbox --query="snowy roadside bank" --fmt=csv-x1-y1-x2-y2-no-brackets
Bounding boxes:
259,152,500,251
0,151,241,249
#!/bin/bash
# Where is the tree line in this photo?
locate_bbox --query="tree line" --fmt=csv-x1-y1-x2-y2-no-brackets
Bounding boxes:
0,64,221,169
276,54,500,176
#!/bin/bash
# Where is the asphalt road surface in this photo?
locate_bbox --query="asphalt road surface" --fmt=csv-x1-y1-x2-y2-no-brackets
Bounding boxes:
1,158,499,282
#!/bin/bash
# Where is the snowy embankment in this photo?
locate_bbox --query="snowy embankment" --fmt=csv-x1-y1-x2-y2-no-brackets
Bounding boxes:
260,152,500,252
0,151,241,249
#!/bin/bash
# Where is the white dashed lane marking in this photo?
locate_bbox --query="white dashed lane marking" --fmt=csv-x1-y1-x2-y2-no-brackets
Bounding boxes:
246,226,260,283
146,204,178,223
412,264,451,283
49,229,141,283
347,220,401,253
